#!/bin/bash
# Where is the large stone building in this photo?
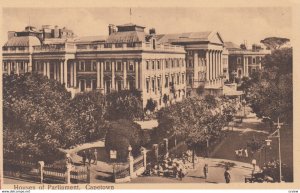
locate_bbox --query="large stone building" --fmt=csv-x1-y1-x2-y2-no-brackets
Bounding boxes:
156,31,228,96
224,42,271,82
2,23,186,109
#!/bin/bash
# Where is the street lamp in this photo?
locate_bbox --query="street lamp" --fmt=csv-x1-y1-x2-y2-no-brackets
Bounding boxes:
268,117,284,182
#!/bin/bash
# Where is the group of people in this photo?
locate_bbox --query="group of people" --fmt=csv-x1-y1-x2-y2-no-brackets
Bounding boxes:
235,148,248,159
144,157,187,180
81,149,98,166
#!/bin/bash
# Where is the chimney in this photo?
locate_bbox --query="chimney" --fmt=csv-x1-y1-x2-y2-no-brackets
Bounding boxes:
108,24,116,35
149,28,156,35
8,31,16,40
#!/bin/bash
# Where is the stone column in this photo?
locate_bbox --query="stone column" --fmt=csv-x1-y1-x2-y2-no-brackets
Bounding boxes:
135,61,139,89
123,61,127,89
141,148,147,167
24,62,28,73
64,60,68,87
163,138,169,157
38,161,44,184
60,61,64,84
206,50,210,82
111,61,115,90
65,163,72,184
54,63,57,80
220,51,223,77
43,62,46,76
210,51,213,82
16,62,20,75
214,51,217,80
8,62,11,75
46,62,50,78
243,57,246,77
74,62,77,88
97,61,100,89
246,57,249,76
28,55,33,72
193,51,199,86
128,146,134,178
70,62,74,87
100,62,104,91
153,144,159,163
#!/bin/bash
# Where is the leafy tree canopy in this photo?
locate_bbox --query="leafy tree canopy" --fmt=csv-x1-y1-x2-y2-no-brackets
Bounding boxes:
260,37,290,50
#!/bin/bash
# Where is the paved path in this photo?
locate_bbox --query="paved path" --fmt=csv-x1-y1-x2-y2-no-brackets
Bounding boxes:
130,157,258,183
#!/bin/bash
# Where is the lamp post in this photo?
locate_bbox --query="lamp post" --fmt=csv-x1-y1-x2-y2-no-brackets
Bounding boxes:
268,117,284,182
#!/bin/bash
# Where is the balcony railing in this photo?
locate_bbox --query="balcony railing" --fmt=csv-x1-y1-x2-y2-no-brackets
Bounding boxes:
2,48,30,53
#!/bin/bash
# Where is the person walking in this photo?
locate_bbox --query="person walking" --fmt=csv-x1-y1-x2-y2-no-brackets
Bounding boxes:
251,158,257,177
87,150,92,165
244,148,248,158
82,151,87,166
203,164,208,179
93,149,98,165
224,167,231,183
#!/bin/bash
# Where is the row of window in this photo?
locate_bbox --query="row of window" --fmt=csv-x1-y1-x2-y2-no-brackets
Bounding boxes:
145,74,185,93
145,59,185,70
237,56,262,65
78,61,135,72
3,61,26,71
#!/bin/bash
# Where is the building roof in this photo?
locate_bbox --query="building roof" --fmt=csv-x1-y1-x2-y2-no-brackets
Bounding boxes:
156,31,224,44
106,31,146,43
75,36,107,43
224,42,241,50
116,23,145,28
4,36,41,47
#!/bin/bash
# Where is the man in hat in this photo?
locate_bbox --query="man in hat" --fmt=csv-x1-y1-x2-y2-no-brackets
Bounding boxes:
203,164,208,179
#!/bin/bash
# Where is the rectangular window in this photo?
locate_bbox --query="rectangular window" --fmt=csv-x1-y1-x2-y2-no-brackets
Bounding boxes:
85,61,91,71
157,61,160,70
171,60,174,68
79,61,85,71
248,57,252,64
237,57,241,64
146,61,149,70
104,43,112,48
165,60,169,68
152,79,155,92
115,43,123,48
165,76,169,88
253,58,256,64
117,61,122,71
129,63,134,71
177,60,180,67
105,62,111,71
152,61,155,70
146,80,149,93
86,79,91,88
92,61,97,71
182,74,185,84
157,79,161,91
177,74,180,85
3,62,7,71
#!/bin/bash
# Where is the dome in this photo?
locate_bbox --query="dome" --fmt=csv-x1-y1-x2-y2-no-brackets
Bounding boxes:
4,36,41,47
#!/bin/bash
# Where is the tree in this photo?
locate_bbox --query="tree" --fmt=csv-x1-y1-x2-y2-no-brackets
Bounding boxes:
145,98,157,112
70,91,107,142
105,119,146,161
3,73,80,163
260,37,290,50
196,85,205,96
106,89,143,121
245,48,293,125
263,48,292,75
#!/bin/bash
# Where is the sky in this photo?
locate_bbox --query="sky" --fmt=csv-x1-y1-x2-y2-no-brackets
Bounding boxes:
2,7,292,46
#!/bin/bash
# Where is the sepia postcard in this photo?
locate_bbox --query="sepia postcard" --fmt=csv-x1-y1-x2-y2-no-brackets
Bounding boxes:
0,0,299,190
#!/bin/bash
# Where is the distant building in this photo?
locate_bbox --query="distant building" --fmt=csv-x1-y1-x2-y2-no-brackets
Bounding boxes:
224,42,271,82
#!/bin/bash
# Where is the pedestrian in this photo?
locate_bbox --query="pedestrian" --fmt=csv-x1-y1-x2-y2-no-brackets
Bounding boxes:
224,167,231,183
93,149,98,165
244,148,248,158
87,149,92,165
82,151,87,166
251,159,257,171
203,164,208,179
